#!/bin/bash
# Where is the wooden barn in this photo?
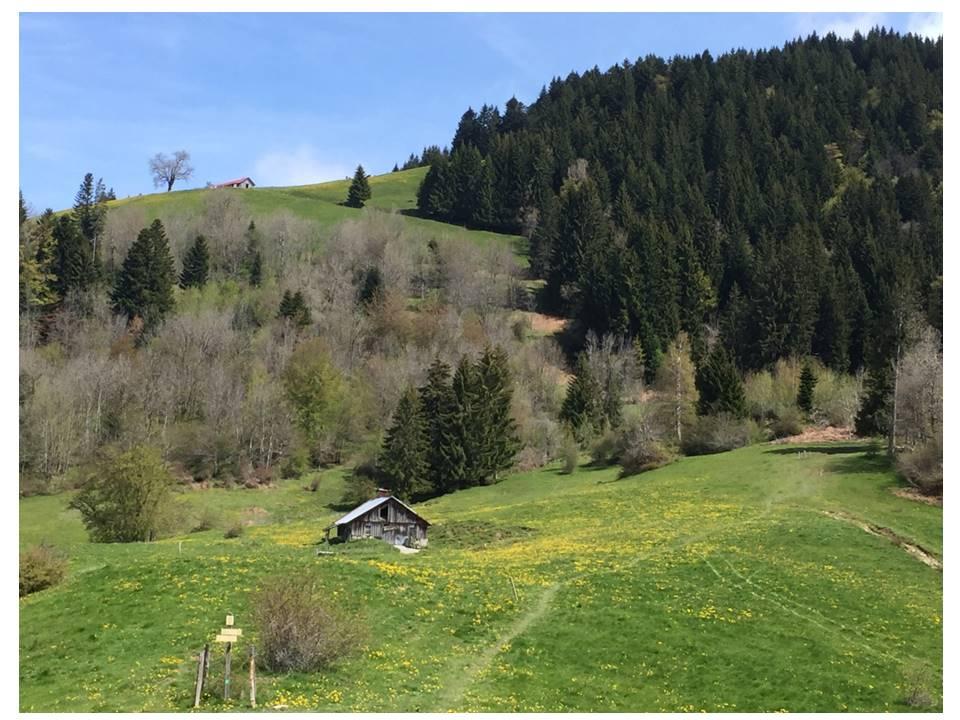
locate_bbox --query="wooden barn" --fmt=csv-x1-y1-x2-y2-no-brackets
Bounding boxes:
325,489,429,546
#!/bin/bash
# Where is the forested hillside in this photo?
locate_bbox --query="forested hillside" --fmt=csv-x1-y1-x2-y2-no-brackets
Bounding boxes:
417,29,943,386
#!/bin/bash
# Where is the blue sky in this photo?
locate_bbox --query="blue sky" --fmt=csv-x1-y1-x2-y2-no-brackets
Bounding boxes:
19,12,942,211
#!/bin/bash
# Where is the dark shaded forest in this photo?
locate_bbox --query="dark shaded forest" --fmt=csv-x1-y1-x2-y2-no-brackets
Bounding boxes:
417,29,942,387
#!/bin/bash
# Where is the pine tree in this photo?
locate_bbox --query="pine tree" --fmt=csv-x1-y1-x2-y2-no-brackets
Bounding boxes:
73,173,107,276
559,354,605,442
19,190,28,226
345,165,372,208
179,235,210,289
249,251,263,287
797,362,817,413
278,290,312,329
111,219,175,327
695,344,746,418
474,346,520,482
418,358,460,495
378,387,429,500
52,215,93,298
243,221,264,286
450,356,481,488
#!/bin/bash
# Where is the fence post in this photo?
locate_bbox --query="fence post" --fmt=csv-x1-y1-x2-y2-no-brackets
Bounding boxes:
193,645,208,708
249,645,257,708
224,642,232,701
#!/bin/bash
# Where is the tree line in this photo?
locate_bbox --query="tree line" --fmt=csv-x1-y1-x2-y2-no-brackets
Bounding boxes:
415,30,942,381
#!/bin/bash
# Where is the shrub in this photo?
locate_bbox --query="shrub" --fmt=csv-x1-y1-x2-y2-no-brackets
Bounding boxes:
619,438,674,478
20,544,67,597
770,407,805,439
340,462,379,506
69,446,175,543
682,414,755,456
896,433,942,496
223,522,245,539
560,434,579,475
191,506,221,533
589,429,619,467
252,574,363,673
812,368,863,427
901,664,936,708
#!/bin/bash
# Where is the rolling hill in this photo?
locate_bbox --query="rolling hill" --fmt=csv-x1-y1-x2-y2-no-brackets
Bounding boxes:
105,167,527,259
19,441,942,712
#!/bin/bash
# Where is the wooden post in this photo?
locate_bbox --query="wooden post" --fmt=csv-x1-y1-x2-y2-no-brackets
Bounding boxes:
224,642,232,701
193,645,208,708
249,646,257,708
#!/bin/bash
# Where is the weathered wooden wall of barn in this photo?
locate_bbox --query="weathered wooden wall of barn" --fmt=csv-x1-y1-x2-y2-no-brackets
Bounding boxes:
340,498,428,543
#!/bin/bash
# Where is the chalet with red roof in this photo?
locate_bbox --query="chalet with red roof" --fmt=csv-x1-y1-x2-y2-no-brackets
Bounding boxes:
213,176,256,189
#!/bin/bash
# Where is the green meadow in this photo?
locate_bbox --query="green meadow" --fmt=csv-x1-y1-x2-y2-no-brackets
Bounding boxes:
19,442,942,712
106,167,527,258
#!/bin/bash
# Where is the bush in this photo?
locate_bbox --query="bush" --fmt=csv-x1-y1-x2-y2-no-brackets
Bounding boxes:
770,407,805,439
619,438,674,478
191,506,222,533
589,429,619,467
223,522,245,539
340,461,379,506
896,433,942,496
20,544,67,597
560,434,579,475
682,414,756,456
69,446,175,543
252,574,363,673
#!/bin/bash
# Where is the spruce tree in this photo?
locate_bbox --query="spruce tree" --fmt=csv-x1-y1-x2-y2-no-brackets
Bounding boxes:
179,235,210,289
418,357,460,495
345,165,372,208
797,362,817,413
695,344,747,418
111,219,175,327
559,354,605,442
52,215,93,298
450,356,480,488
278,290,311,329
243,221,264,286
474,346,520,482
378,387,429,500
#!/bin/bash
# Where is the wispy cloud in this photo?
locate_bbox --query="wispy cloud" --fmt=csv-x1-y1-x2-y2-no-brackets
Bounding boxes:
907,13,943,39
794,13,888,39
253,145,350,187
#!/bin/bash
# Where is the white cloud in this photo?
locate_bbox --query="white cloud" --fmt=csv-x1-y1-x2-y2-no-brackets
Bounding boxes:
253,145,350,187
795,13,889,40
907,13,943,39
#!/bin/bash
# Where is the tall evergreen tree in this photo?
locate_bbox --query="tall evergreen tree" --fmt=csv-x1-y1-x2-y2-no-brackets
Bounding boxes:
695,344,747,418
111,219,176,327
378,387,429,500
345,165,372,208
179,235,210,289
418,357,460,495
797,361,817,413
52,215,94,298
244,221,264,286
473,346,520,482
559,354,605,441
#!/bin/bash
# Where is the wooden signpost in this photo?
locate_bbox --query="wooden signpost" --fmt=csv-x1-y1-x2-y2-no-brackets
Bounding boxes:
215,614,243,701
193,613,256,709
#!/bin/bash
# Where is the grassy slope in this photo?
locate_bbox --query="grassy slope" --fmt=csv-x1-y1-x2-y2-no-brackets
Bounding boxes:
107,167,527,258
19,442,942,712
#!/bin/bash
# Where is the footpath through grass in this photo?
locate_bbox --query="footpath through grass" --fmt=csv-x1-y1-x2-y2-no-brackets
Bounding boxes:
19,442,942,712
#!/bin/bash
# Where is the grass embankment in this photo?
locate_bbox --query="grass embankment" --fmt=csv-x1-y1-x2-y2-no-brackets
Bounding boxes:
106,167,527,259
19,442,942,712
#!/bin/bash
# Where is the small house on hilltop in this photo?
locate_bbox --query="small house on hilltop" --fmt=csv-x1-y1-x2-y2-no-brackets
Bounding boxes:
213,176,256,189
325,489,429,547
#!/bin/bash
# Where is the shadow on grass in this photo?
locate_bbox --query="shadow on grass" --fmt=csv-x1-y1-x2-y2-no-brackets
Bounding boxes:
765,443,877,456
826,452,894,476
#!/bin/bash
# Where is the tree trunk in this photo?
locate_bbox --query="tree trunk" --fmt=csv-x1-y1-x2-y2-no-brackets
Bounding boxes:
167,178,175,192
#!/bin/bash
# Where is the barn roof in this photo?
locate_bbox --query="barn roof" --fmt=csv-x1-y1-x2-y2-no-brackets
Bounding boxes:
329,495,430,527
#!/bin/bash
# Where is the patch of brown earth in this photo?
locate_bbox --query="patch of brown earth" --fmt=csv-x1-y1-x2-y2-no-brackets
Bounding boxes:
891,487,942,507
821,510,941,570
771,426,855,444
525,312,568,335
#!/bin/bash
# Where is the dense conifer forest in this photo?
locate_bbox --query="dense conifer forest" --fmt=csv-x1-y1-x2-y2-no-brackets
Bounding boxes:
417,29,943,388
